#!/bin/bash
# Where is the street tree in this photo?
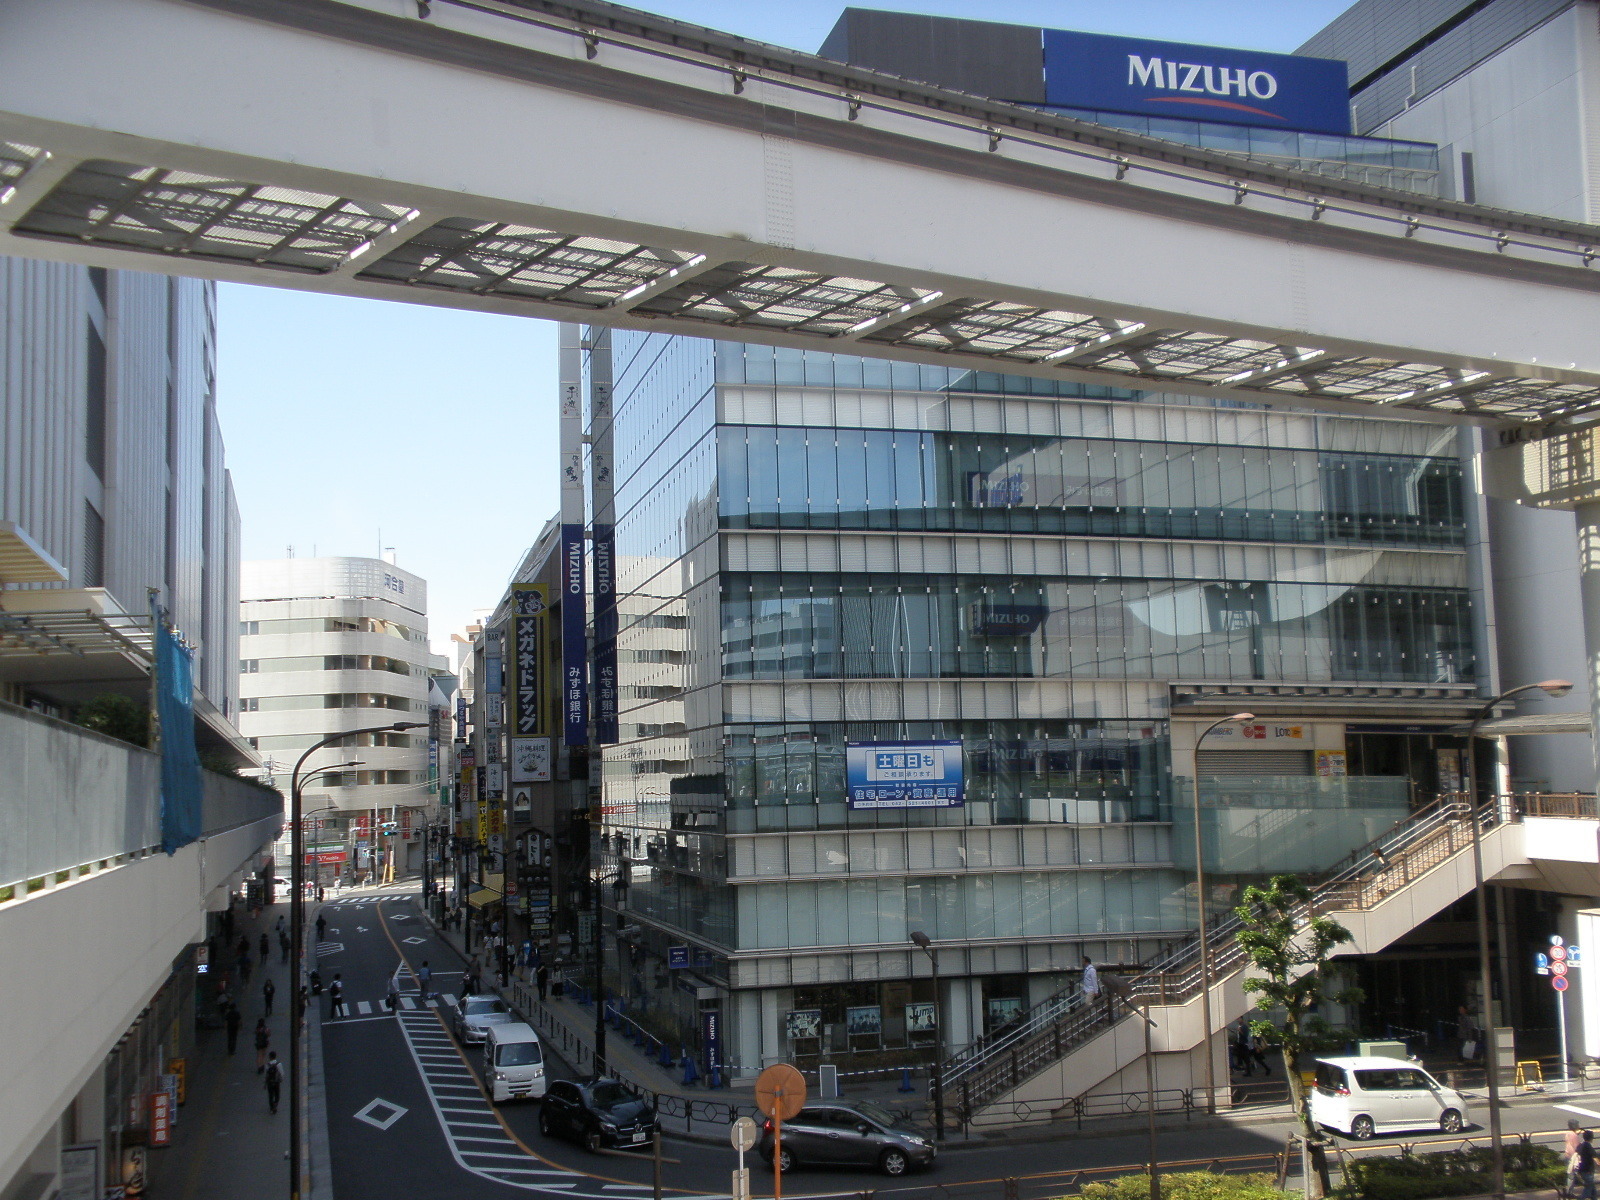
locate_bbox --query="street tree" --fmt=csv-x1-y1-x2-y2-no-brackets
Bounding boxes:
1234,875,1363,1139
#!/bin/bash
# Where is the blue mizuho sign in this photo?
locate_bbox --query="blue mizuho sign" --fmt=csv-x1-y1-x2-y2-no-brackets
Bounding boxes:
846,741,964,810
1042,30,1351,136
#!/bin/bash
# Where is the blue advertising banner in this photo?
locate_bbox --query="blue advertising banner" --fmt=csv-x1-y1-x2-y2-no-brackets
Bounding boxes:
1042,29,1351,135
560,523,588,746
668,945,690,969
702,1009,722,1080
846,741,964,809
591,522,619,744
155,615,202,853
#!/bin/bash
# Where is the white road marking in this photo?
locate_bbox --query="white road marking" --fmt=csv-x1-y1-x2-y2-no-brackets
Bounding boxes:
353,1098,408,1131
393,1009,623,1196
356,1001,372,1015
1558,1104,1600,1121
400,997,417,1010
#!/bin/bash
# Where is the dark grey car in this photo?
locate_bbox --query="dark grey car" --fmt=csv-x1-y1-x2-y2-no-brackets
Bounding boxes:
757,1101,935,1177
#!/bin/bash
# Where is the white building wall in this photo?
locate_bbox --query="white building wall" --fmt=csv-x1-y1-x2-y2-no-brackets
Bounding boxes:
239,557,432,815
1365,6,1598,790
0,259,234,712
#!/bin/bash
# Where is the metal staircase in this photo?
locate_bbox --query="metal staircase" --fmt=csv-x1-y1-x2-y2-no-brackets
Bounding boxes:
942,796,1510,1117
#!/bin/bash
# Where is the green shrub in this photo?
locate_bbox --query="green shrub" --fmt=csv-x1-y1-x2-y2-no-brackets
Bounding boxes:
1077,1170,1296,1200
74,694,149,747
1342,1143,1563,1200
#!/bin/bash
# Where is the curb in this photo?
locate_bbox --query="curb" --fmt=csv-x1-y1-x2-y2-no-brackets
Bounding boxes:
306,999,334,1200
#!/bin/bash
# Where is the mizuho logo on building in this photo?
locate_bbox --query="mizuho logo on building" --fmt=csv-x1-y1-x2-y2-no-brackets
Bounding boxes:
1041,29,1352,137
1128,55,1278,102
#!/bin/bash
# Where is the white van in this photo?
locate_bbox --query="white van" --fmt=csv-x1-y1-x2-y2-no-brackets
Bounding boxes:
483,1022,546,1103
1310,1056,1470,1140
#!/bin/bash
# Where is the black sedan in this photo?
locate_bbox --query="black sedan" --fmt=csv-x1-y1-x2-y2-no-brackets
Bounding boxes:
539,1078,659,1153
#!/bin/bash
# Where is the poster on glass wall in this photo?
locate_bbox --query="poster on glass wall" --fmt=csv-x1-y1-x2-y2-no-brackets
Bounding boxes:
785,1009,823,1041
905,1002,937,1035
846,1006,882,1037
846,741,963,809
987,997,1023,1029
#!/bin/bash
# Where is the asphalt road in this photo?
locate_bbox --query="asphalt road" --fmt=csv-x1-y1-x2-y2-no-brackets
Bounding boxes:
316,885,1600,1200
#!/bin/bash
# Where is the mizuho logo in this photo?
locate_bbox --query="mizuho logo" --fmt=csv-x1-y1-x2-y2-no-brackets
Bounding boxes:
1128,54,1278,101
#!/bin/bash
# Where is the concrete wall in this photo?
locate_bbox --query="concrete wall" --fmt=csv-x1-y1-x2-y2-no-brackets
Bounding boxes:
0,813,277,1189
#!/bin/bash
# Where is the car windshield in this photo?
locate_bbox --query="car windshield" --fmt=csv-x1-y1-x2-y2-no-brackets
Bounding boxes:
590,1082,635,1110
465,997,505,1016
496,1041,542,1066
851,1101,897,1129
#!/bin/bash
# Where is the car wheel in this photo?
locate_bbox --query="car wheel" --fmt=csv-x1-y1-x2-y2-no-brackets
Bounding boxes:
1351,1115,1376,1141
585,1130,604,1154
1440,1109,1463,1134
776,1148,797,1173
880,1149,910,1177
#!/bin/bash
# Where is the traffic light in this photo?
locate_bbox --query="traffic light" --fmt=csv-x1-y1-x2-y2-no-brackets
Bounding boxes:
379,821,398,837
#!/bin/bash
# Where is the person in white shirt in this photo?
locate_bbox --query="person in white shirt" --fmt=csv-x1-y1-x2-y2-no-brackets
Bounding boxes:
1081,955,1102,1020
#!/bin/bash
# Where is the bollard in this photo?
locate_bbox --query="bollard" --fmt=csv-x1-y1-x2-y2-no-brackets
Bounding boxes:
659,1040,674,1068
898,1067,914,1094
681,1049,699,1087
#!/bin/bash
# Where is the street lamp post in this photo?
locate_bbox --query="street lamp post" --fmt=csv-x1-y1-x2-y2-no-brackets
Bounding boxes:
1464,679,1572,1200
1190,712,1254,1115
909,932,944,1141
592,861,629,1077
288,720,422,1200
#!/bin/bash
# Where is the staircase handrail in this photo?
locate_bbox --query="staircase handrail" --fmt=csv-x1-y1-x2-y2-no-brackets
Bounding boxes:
943,794,1496,1091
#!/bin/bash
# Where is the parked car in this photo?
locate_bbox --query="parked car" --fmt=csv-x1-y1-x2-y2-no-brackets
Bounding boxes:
483,1023,547,1103
758,1100,935,1177
455,994,514,1044
539,1078,659,1152
1310,1056,1470,1140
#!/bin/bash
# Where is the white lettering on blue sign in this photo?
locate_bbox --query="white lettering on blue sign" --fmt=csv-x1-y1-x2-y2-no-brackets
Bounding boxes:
1129,55,1276,100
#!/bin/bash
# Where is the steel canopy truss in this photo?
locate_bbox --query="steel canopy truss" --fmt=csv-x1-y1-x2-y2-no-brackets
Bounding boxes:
0,609,152,666
7,0,1600,427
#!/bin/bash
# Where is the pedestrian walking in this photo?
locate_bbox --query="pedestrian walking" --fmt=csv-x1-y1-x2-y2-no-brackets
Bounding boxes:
315,913,327,943
264,1052,283,1113
276,915,286,936
1249,1031,1272,1075
254,1018,270,1072
419,960,432,1000
1577,1130,1597,1200
225,1003,242,1055
536,962,549,1003
279,929,290,963
1457,1004,1479,1062
1080,955,1103,1020
328,973,345,1018
1233,1020,1254,1076
1566,1122,1584,1197
259,932,270,963
262,976,276,1017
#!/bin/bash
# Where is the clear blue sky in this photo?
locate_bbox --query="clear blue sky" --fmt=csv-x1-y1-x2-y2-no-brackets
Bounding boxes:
217,1,1355,653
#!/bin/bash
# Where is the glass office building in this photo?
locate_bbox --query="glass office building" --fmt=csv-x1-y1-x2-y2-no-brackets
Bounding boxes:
585,330,1482,1074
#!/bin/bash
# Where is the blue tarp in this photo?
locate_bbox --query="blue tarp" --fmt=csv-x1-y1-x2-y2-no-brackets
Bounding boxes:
157,619,202,854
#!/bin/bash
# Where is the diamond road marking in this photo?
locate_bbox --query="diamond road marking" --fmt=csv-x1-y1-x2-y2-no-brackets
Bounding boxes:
403,936,425,944
389,913,412,920
353,1098,408,1131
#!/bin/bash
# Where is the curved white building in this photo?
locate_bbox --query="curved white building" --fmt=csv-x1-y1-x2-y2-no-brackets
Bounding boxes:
240,556,434,878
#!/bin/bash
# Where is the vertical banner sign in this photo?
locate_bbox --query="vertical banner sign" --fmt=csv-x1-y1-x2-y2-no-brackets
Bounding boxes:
456,693,468,740
702,1009,722,1080
592,522,618,744
509,584,548,737
561,523,588,746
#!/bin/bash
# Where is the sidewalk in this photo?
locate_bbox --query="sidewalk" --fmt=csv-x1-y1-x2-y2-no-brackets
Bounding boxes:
144,898,332,1200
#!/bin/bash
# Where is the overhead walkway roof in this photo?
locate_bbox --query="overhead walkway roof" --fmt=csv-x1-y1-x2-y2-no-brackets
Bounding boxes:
3,0,1600,426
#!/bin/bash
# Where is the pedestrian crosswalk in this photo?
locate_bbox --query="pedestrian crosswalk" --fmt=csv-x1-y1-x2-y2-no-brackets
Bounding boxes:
394,1009,657,1197
338,994,460,1018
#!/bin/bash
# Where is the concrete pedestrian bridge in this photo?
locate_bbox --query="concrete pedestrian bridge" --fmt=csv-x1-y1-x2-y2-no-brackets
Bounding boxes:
4,0,1600,429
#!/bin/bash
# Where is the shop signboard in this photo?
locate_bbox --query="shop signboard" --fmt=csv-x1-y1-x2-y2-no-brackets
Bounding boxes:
508,585,548,737
510,737,552,783
59,1144,99,1200
305,851,347,866
149,1092,173,1146
702,1009,722,1078
1041,29,1352,135
1202,722,1305,744
846,741,963,809
905,1002,937,1035
561,523,588,746
668,945,690,969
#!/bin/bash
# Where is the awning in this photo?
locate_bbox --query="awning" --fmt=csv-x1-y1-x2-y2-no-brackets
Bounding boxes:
1468,712,1592,737
467,872,505,908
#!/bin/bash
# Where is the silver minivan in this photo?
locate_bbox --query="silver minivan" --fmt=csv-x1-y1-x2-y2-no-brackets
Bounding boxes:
1310,1056,1470,1140
482,1022,546,1103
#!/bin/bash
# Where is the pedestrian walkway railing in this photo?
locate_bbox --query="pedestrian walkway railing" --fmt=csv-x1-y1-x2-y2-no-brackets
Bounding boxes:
941,794,1544,1113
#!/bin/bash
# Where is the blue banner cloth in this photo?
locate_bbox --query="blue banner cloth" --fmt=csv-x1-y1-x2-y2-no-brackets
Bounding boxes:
156,620,203,853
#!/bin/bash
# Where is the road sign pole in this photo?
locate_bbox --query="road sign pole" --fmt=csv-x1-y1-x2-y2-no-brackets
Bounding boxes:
1559,986,1570,1083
